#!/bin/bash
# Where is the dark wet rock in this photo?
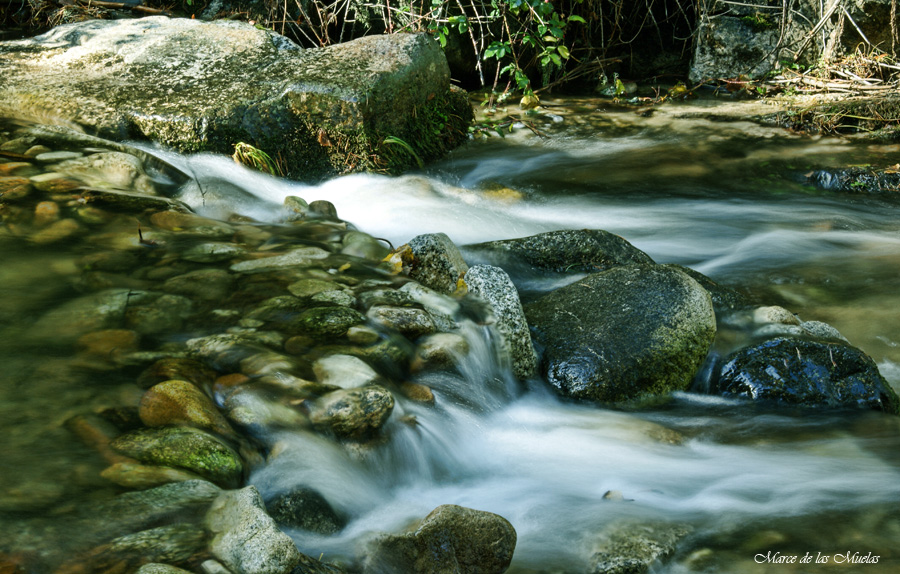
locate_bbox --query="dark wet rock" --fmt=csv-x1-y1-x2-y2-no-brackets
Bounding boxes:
231,247,332,273
463,264,537,379
265,487,345,535
138,357,219,389
590,521,693,574
206,486,302,574
59,523,207,574
470,229,653,274
110,427,244,488
140,379,235,437
366,305,437,339
809,166,900,193
290,306,366,339
715,337,900,414
100,461,205,489
399,233,469,295
525,265,716,405
313,354,381,389
662,264,752,314
364,504,516,574
308,386,395,439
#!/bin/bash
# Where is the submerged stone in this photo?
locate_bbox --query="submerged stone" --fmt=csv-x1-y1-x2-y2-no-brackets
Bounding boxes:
525,265,716,405
716,337,900,414
0,17,471,180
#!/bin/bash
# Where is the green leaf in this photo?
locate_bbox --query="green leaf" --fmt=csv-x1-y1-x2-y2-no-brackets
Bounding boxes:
557,45,570,59
568,15,586,23
549,53,562,67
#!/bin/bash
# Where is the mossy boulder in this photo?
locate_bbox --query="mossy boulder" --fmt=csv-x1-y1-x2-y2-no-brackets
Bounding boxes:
525,265,716,405
110,426,244,488
716,337,900,414
0,17,472,180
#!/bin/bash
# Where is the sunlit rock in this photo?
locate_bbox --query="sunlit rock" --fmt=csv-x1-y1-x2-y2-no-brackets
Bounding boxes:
462,264,537,379
526,265,716,405
364,504,516,574
716,337,900,414
206,485,301,574
140,379,236,437
308,386,395,439
0,17,471,180
399,232,469,295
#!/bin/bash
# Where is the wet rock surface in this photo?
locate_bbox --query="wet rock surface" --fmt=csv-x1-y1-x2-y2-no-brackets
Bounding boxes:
365,504,517,574
525,265,717,404
716,337,900,414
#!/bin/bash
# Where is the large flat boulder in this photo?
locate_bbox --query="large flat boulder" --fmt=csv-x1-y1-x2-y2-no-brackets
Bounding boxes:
0,17,472,180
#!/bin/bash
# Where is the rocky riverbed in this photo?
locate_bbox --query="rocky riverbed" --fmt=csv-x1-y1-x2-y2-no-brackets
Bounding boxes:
2,108,900,574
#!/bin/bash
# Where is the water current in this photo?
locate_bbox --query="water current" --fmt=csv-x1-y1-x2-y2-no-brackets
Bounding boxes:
2,97,900,573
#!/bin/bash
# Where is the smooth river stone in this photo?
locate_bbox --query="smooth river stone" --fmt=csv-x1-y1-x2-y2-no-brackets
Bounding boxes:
140,379,236,437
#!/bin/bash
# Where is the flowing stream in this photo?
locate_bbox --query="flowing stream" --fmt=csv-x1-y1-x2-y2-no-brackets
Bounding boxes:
3,97,900,572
